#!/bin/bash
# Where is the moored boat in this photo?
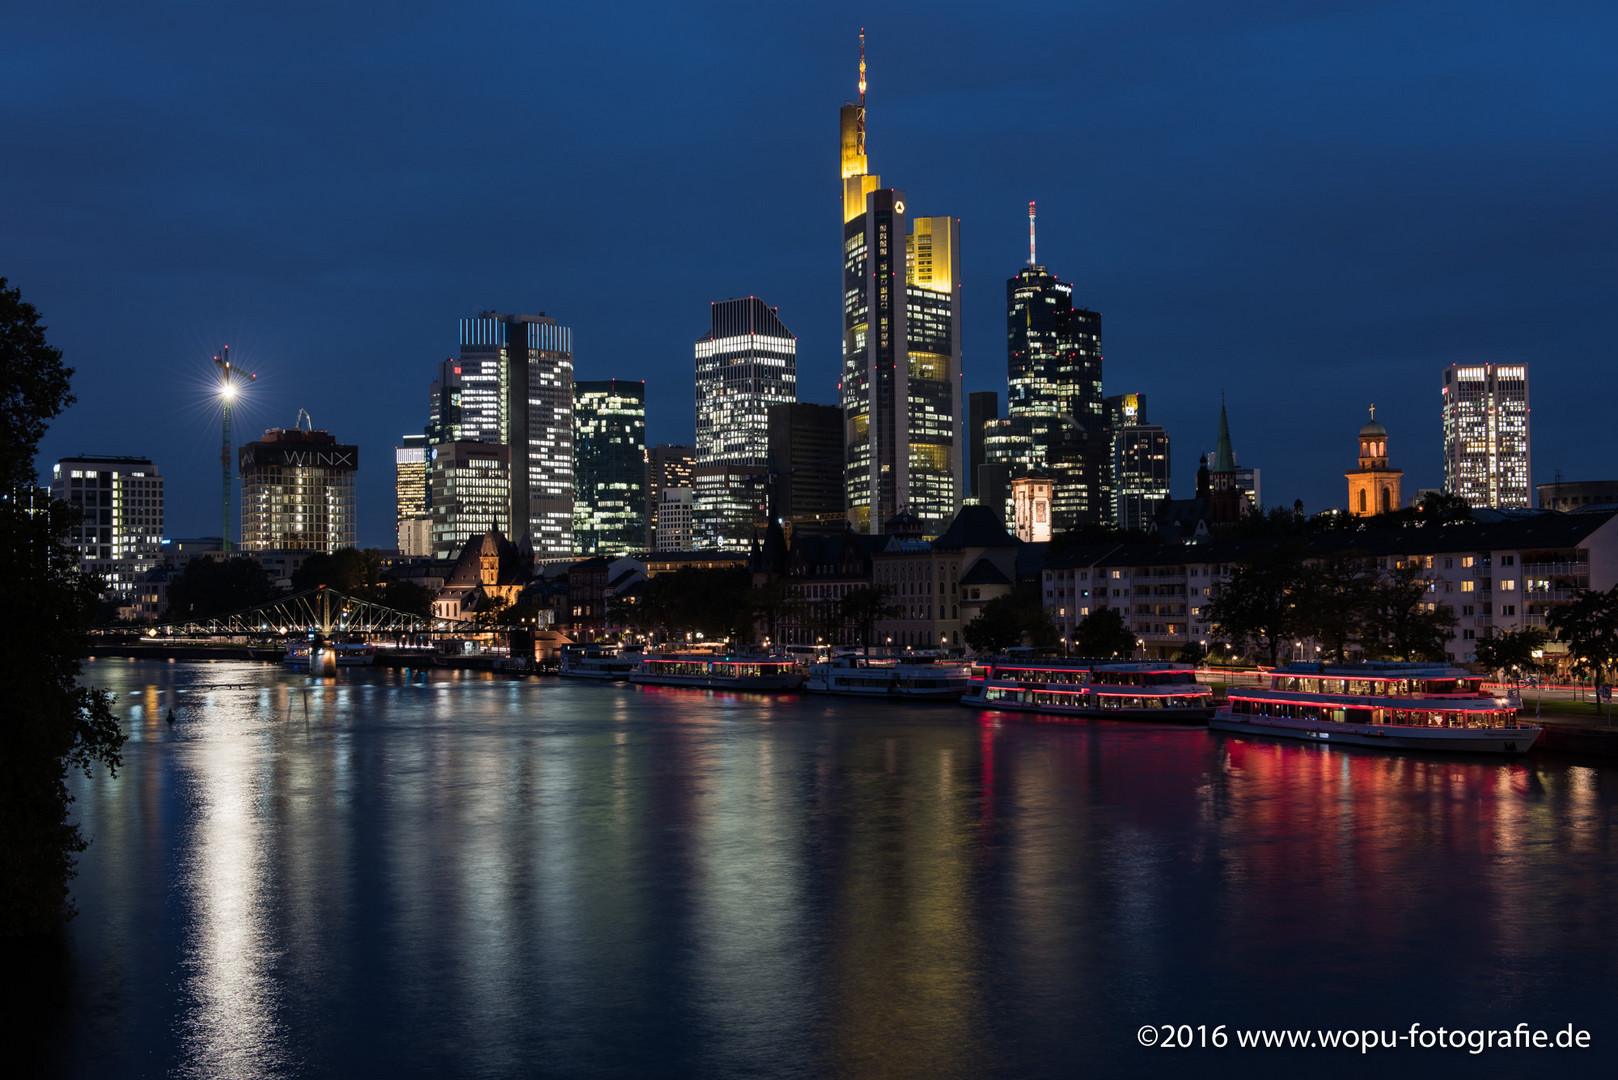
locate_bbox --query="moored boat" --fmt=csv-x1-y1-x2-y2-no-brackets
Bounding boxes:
559,644,638,681
1209,660,1538,754
283,640,376,669
628,654,805,691
961,658,1214,722
806,655,973,700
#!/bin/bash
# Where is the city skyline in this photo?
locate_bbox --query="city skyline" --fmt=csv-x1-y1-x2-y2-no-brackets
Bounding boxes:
9,4,1614,546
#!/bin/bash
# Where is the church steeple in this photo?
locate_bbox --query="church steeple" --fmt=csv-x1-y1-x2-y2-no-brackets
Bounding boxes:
1346,404,1402,516
1211,394,1236,473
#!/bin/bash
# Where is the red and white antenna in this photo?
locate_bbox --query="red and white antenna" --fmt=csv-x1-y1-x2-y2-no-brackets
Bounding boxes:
1028,200,1037,266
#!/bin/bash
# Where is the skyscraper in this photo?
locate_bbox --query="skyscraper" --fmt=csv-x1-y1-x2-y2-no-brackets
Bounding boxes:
426,358,462,445
840,37,963,534
458,312,574,559
1107,394,1169,531
430,442,511,559
645,444,695,550
50,455,164,606
239,426,358,552
966,391,998,500
985,204,1106,530
573,380,647,557
768,402,844,536
395,433,430,555
694,298,797,467
1442,363,1530,508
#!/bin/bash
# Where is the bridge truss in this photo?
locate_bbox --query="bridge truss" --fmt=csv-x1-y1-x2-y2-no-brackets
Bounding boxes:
154,586,464,638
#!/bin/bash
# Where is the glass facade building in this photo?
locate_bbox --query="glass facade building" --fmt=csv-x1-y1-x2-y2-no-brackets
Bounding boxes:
429,441,511,559
573,379,647,557
395,433,429,555
1443,363,1530,508
458,312,574,559
694,298,796,467
645,444,694,551
839,63,963,534
238,429,358,552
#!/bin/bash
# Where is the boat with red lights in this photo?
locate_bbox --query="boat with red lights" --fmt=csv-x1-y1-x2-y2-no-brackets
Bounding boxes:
628,653,805,691
961,658,1214,721
806,655,973,700
1209,661,1539,754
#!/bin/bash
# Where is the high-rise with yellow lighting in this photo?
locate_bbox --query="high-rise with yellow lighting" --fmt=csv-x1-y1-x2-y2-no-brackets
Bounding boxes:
840,33,963,534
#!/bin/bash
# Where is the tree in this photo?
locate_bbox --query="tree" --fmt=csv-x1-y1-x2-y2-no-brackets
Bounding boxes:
1204,545,1306,666
747,578,799,648
1,278,124,935
963,587,1059,654
1472,628,1549,685
1073,606,1137,659
637,567,754,643
839,586,902,656
290,547,384,596
164,556,275,620
1174,640,1208,666
1364,563,1455,661
1550,585,1618,717
1294,551,1372,661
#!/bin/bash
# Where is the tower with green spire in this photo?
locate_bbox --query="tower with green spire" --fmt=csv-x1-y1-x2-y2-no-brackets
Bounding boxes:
1207,395,1250,525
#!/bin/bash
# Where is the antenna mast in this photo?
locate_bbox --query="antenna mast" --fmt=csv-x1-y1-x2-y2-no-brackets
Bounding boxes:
858,28,867,106
1029,200,1037,266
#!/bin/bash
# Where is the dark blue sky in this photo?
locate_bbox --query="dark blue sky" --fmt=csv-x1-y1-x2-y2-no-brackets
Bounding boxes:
9,1,1615,546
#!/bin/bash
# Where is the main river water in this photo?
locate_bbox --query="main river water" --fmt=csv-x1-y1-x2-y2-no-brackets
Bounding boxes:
20,659,1618,1078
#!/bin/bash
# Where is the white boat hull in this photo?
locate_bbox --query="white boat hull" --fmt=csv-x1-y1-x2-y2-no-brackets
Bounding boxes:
629,671,804,691
1209,709,1540,754
962,690,1212,723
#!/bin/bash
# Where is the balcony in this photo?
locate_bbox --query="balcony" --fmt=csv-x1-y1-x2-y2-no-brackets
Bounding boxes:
1522,561,1588,578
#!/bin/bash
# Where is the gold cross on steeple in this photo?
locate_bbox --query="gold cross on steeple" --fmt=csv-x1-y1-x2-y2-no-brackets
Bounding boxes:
1369,403,1376,420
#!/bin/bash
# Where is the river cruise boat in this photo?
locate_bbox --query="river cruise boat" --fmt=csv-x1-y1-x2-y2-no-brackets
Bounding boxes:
283,640,376,670
805,655,973,701
628,654,805,691
559,645,638,681
961,658,1214,722
1209,661,1539,754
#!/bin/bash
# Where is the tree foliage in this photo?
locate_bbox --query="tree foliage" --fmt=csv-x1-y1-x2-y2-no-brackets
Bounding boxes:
1362,564,1455,661
1550,585,1618,714
164,556,275,620
290,547,432,616
637,567,754,643
1,278,124,935
1073,605,1137,659
1472,627,1549,682
839,585,904,655
963,587,1056,654
1205,546,1306,666
1293,551,1373,661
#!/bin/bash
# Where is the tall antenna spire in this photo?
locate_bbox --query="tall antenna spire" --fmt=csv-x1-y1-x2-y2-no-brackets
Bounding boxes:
858,28,867,105
1028,200,1037,266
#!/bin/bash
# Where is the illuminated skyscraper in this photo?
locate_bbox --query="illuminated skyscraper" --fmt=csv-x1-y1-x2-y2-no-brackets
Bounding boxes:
573,380,646,557
1442,363,1530,508
458,311,574,559
694,298,797,466
239,426,358,552
429,441,511,559
395,433,430,556
840,36,963,534
1106,394,1169,531
645,443,694,550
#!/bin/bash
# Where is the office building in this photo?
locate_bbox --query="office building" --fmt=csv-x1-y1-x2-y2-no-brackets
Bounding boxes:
656,488,694,551
768,402,844,535
967,391,998,500
429,441,511,559
1114,420,1170,532
645,444,694,551
694,298,797,467
50,455,164,606
1442,363,1530,508
839,39,963,533
395,433,430,555
239,427,358,552
426,358,463,445
458,311,574,558
1537,480,1618,512
573,379,647,557
692,464,767,552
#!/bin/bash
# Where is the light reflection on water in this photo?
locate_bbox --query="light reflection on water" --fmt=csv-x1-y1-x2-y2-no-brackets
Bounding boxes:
39,661,1618,1078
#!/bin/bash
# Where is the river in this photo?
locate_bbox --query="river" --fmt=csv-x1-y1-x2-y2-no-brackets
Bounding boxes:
20,659,1618,1077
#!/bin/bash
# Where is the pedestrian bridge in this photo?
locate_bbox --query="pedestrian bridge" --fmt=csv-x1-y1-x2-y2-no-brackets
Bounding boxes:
150,585,464,638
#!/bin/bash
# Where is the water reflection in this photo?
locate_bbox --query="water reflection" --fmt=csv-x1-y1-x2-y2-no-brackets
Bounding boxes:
44,662,1618,1078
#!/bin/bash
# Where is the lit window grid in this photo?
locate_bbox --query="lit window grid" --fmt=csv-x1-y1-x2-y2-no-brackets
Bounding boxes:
51,461,165,598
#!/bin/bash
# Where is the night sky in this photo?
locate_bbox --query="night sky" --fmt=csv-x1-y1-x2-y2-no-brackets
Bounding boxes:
8,1,1615,547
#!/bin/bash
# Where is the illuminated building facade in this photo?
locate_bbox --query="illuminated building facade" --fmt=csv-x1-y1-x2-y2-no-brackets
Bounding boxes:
573,379,647,557
458,311,574,558
839,41,963,534
645,443,694,550
1012,475,1054,543
1443,363,1530,508
693,464,767,552
239,428,358,552
694,298,797,467
395,433,430,555
429,441,511,559
426,358,462,445
656,487,694,551
1111,397,1170,532
1346,407,1402,517
50,455,164,606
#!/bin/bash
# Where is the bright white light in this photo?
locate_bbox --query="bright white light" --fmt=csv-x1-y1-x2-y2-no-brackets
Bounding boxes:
221,381,236,402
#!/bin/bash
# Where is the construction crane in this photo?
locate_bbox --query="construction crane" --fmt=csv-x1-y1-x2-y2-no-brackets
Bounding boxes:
213,346,256,552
